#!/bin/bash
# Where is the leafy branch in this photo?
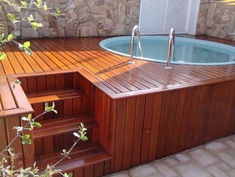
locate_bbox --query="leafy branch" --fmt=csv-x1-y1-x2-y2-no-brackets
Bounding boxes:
0,0,64,61
0,102,88,177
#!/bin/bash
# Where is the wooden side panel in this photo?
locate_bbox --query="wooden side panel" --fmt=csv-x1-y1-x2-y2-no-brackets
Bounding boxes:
108,80,235,172
0,118,8,157
5,116,24,168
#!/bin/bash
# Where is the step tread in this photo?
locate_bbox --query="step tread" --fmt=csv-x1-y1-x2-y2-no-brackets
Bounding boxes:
27,89,85,104
37,144,111,171
33,113,97,138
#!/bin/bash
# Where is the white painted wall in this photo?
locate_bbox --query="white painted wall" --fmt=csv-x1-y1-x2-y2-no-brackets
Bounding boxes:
139,0,200,35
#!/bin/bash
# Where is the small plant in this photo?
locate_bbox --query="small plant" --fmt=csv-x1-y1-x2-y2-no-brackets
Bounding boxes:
0,0,63,61
0,102,88,177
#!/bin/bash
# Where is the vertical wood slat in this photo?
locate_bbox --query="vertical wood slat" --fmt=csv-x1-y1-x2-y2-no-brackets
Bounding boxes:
5,116,24,168
114,98,127,171
21,113,35,167
84,164,94,177
141,94,155,163
131,95,145,166
123,97,136,169
0,118,8,157
73,167,84,177
148,93,162,160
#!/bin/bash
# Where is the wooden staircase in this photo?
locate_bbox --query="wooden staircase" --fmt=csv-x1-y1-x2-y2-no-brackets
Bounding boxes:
19,72,112,177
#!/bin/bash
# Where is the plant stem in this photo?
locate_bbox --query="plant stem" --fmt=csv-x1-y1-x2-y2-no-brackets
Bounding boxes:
52,138,80,168
0,111,48,155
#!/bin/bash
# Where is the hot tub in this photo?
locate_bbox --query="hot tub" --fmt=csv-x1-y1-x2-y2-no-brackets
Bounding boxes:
99,36,235,66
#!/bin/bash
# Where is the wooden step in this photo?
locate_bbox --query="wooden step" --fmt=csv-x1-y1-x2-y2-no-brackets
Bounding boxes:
33,113,97,139
37,143,112,172
27,89,85,104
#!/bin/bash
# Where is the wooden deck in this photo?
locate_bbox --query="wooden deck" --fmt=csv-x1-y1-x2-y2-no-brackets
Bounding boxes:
0,36,235,176
1,36,235,100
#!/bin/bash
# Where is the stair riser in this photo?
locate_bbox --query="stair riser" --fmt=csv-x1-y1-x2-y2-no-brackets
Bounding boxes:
32,97,89,121
20,72,80,94
35,130,93,157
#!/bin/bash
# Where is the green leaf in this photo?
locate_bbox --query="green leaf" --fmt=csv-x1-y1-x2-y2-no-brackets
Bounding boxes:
23,41,30,48
33,122,41,128
0,53,6,60
13,126,23,132
20,0,27,6
14,79,21,84
33,0,42,8
44,102,57,113
30,22,43,30
73,132,80,138
80,135,88,141
24,47,32,55
80,123,84,129
21,117,28,121
19,42,32,55
8,148,14,152
7,13,15,22
43,2,48,11
22,134,32,144
22,138,32,144
0,33,5,41
7,33,14,41
23,134,30,139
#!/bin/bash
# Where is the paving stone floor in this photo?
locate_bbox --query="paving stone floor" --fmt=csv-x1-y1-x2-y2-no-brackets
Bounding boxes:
106,135,235,177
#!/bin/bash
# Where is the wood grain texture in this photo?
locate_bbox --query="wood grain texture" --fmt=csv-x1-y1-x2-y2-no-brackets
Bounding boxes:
0,36,234,177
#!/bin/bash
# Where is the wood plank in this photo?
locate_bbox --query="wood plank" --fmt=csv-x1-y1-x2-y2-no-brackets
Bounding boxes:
5,116,24,168
141,94,155,163
131,95,145,166
84,164,94,177
123,96,136,169
114,98,127,171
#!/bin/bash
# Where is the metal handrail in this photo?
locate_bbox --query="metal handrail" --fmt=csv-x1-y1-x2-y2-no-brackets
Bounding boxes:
165,28,175,69
129,25,143,64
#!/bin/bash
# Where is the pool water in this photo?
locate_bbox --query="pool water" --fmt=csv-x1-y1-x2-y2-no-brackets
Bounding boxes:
100,36,235,65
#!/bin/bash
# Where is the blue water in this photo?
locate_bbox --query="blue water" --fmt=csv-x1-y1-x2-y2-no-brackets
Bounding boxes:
100,36,235,65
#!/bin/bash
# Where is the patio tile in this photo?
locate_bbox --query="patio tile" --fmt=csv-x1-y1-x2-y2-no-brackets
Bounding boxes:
152,162,179,177
189,149,218,167
176,163,212,177
207,165,229,177
164,157,179,166
225,140,235,150
227,169,235,177
129,164,157,177
217,151,235,168
109,135,235,177
145,172,165,177
215,162,233,172
205,141,228,152
175,153,191,163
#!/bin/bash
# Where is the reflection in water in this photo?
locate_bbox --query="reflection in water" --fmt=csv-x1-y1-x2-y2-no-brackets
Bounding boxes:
107,38,235,64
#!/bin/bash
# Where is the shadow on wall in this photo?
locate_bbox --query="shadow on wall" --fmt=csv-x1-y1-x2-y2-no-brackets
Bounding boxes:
196,0,235,41
1,0,140,39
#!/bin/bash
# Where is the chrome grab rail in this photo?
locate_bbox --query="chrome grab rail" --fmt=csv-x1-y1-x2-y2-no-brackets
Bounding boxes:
129,25,143,64
165,28,175,69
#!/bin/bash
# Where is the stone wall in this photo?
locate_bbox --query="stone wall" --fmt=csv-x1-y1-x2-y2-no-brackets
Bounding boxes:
196,0,235,41
3,0,140,38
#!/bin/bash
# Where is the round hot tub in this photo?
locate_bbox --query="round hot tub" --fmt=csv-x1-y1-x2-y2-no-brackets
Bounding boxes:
100,36,235,66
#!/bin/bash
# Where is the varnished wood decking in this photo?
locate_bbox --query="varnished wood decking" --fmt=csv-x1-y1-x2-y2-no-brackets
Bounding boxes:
0,36,235,176
1,36,235,99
